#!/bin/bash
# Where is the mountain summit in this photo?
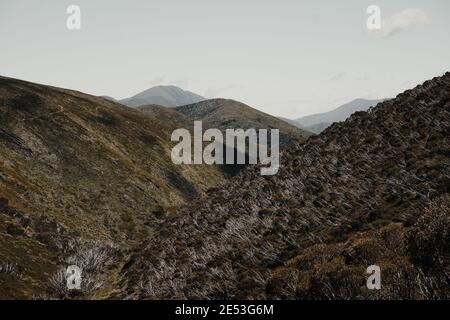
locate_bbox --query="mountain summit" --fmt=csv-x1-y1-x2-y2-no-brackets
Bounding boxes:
119,85,205,108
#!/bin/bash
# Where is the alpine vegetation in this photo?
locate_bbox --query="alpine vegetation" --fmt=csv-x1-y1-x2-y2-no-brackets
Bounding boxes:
171,121,280,175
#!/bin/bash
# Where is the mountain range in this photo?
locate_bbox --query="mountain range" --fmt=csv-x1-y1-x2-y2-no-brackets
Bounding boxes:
120,73,450,299
138,99,312,175
174,99,313,146
0,76,308,298
111,85,385,136
0,76,224,298
287,98,387,134
1,73,449,300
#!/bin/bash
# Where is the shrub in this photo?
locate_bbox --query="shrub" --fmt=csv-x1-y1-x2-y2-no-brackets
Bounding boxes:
408,194,450,272
48,238,120,299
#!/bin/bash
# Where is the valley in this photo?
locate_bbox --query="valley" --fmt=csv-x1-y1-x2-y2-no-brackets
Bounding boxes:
0,73,449,299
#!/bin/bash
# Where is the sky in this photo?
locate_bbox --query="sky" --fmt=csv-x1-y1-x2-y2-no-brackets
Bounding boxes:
0,0,449,118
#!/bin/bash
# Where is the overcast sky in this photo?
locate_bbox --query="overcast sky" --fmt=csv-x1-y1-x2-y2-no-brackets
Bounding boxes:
0,0,449,118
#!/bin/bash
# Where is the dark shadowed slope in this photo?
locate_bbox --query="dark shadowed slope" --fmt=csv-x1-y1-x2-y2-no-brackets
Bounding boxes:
121,73,450,299
0,76,224,298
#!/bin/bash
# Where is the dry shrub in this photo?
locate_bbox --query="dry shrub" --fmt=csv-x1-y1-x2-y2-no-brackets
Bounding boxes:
0,262,21,278
48,238,120,299
408,194,450,271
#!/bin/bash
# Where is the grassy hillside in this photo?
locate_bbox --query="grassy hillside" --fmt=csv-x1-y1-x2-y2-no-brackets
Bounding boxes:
0,76,224,298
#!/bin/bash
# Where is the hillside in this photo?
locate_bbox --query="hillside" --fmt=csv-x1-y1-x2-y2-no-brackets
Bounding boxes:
137,104,191,127
138,101,312,175
295,98,386,133
277,116,308,130
0,76,224,298
305,122,331,134
175,99,313,147
119,85,205,108
120,73,450,299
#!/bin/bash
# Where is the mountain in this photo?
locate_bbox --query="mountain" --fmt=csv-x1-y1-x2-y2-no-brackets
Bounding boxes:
120,73,450,299
138,100,313,176
0,76,224,298
277,116,308,130
119,85,205,108
294,98,386,133
304,122,331,134
137,104,191,127
2,74,449,300
175,99,313,147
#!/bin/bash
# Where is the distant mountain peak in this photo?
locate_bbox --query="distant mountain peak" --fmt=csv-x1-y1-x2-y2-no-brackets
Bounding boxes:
291,98,387,133
118,85,205,108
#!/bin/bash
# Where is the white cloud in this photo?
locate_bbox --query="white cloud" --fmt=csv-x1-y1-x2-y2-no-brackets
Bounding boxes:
370,8,429,38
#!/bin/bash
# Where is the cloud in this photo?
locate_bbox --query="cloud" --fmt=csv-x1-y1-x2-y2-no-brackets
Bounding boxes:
370,8,429,38
329,72,346,81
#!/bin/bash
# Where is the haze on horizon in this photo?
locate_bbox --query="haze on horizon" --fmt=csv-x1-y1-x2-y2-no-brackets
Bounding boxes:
0,0,449,118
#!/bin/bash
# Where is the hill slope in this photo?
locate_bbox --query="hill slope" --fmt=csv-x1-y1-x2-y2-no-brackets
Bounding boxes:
139,101,312,176
119,85,205,108
175,99,313,147
137,104,191,127
121,73,450,299
277,116,308,130
0,76,224,298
